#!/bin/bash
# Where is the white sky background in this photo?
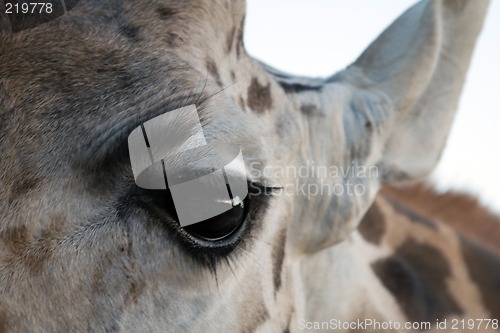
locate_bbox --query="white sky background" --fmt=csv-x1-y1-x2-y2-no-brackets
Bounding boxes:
244,0,500,215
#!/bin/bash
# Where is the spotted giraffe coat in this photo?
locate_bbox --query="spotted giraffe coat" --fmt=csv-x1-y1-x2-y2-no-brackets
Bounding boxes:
0,0,498,332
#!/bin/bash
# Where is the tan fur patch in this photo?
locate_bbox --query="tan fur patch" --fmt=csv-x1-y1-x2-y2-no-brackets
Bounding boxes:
358,202,386,245
382,183,500,254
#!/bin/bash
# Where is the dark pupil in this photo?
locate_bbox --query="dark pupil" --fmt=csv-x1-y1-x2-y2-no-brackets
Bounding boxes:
183,201,246,241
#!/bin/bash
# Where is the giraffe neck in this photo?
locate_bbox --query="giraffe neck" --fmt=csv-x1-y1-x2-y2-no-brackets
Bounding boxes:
339,185,500,324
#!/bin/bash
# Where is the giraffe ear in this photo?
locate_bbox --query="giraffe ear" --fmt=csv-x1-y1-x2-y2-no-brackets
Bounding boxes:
340,0,489,183
288,1,489,254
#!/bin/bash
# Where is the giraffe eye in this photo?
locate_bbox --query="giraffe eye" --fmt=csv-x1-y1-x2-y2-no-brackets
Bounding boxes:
131,181,276,261
129,181,277,268
133,182,263,244
183,196,247,241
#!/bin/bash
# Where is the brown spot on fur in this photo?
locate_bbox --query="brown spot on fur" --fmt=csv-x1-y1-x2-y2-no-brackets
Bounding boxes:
247,77,272,112
283,310,294,333
2,225,30,256
125,280,146,306
230,70,236,82
91,266,106,294
165,32,183,47
226,27,236,53
382,183,500,253
206,58,223,87
372,238,462,322
241,303,270,333
8,175,40,204
2,226,52,274
460,236,500,317
41,214,66,239
26,215,65,274
2,215,66,274
119,25,140,42
15,242,46,274
91,249,126,295
300,103,321,116
358,201,386,245
156,6,176,20
272,228,286,292
236,17,245,58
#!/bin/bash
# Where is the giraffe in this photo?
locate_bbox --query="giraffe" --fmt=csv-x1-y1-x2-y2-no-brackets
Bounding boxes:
0,0,498,332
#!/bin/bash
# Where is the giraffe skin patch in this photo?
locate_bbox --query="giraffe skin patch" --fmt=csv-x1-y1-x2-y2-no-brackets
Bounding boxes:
247,77,272,112
358,202,386,245
241,302,270,333
206,58,223,87
156,6,176,20
236,17,245,58
119,24,140,42
272,228,287,292
8,174,41,204
372,238,462,322
460,236,500,317
300,103,321,116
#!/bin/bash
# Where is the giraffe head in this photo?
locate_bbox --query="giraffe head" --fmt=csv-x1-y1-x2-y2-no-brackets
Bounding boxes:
0,0,489,331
